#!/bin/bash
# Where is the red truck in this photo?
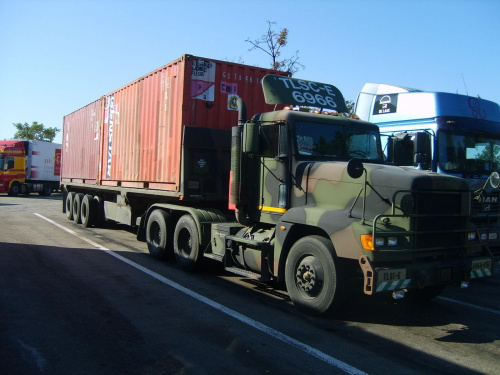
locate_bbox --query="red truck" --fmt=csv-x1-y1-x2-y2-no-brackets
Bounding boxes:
0,140,61,196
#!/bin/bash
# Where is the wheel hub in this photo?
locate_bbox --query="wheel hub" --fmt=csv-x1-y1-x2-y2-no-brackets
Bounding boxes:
295,256,323,295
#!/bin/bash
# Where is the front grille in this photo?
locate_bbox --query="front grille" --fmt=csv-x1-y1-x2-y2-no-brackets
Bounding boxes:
413,191,465,249
471,191,500,216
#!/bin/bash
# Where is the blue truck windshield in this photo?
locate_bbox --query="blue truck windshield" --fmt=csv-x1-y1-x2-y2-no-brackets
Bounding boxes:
439,129,500,174
295,121,383,161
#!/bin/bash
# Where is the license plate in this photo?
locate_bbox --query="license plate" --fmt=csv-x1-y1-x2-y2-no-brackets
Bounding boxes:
471,259,492,278
377,268,407,283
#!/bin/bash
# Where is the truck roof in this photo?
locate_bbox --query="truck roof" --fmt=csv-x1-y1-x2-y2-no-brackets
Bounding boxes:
356,83,500,124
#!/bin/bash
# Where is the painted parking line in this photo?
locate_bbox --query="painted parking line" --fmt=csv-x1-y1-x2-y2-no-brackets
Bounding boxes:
437,296,500,316
35,213,367,375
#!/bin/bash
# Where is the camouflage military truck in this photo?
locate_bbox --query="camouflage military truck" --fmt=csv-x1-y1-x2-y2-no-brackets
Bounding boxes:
63,71,495,316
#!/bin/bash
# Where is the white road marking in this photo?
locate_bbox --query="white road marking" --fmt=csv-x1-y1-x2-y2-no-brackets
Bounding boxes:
35,213,367,375
17,339,47,371
437,296,500,316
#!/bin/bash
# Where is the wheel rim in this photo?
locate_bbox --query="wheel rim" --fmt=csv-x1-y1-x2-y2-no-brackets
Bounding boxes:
177,227,192,257
149,221,161,247
295,255,324,298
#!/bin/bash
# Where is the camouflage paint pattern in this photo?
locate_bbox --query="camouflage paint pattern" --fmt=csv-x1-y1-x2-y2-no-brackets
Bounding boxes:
232,109,491,290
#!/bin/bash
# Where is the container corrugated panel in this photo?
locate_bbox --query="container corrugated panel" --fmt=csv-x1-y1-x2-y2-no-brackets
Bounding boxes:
68,54,287,192
61,98,103,183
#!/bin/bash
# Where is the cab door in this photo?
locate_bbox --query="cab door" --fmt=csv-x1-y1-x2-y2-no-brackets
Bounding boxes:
257,123,290,223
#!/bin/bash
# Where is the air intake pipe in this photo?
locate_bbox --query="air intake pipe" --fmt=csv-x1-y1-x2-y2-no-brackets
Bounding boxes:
230,98,252,225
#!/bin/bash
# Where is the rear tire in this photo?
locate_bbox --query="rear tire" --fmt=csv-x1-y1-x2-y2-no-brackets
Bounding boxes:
39,184,53,197
93,196,105,227
72,193,84,224
65,192,75,220
146,209,174,260
173,214,201,270
81,194,96,228
285,235,345,316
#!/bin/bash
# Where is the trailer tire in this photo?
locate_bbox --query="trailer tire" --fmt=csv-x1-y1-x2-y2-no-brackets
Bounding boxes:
93,196,105,226
8,182,20,197
65,192,76,220
285,235,345,316
174,214,201,271
146,209,174,260
39,184,53,197
81,194,96,228
72,193,85,224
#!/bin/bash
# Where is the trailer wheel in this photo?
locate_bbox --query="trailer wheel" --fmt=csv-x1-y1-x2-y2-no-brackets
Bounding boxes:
81,194,96,228
39,184,53,197
65,192,76,220
174,214,201,271
285,236,344,316
8,182,20,197
146,209,174,260
93,196,105,227
72,193,85,224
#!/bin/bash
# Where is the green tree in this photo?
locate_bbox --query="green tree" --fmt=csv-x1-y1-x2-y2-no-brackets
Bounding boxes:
345,100,356,117
12,121,60,142
246,21,304,75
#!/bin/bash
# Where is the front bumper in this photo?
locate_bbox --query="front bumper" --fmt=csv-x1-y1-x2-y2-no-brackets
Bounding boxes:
359,255,493,295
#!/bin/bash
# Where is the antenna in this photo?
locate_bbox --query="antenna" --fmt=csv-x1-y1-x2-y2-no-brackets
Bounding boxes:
461,74,469,96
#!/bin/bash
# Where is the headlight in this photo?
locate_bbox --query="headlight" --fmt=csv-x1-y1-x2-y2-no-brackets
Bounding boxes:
467,232,477,241
361,235,399,250
387,237,398,246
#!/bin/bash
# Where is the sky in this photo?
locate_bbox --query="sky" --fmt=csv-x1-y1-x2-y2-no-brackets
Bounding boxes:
1,0,499,145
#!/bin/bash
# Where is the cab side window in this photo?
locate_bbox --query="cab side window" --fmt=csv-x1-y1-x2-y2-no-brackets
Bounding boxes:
259,124,287,157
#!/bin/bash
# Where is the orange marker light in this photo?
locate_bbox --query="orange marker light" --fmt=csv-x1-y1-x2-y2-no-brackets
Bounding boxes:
361,234,375,251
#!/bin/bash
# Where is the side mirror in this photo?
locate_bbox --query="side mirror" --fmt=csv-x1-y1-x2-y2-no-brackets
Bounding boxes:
489,171,500,189
413,132,430,166
242,122,259,155
347,158,365,179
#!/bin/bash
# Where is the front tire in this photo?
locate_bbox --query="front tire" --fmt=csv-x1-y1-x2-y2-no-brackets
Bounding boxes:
8,182,20,196
285,235,345,316
173,214,201,270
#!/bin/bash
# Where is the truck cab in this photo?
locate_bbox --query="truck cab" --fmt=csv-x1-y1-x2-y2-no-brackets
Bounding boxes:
355,83,500,259
0,141,26,195
216,76,494,314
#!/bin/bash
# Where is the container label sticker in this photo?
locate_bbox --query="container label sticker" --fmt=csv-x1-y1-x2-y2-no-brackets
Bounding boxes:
221,81,237,94
228,95,239,111
54,149,61,176
105,94,115,178
191,59,215,101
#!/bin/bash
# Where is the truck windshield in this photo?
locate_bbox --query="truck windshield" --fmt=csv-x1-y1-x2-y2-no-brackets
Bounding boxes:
439,129,500,174
295,121,383,161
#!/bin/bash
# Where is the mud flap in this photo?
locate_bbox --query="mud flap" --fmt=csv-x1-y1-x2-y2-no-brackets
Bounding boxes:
359,255,375,295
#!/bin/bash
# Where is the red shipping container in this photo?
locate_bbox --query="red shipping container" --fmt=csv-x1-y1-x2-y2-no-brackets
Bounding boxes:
62,97,103,183
62,54,286,194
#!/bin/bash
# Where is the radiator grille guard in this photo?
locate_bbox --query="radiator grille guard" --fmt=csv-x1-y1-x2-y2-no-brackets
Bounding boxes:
373,189,477,257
